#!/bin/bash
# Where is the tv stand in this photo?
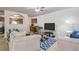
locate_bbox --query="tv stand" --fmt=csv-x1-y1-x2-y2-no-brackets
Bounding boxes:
44,31,55,38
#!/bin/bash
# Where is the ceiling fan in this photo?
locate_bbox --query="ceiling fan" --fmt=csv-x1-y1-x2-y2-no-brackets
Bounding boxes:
35,7,46,12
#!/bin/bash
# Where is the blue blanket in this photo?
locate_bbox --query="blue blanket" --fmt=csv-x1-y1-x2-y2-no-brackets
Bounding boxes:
40,37,56,51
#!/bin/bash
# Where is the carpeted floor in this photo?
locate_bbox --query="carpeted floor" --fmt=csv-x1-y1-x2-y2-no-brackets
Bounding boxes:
0,34,9,51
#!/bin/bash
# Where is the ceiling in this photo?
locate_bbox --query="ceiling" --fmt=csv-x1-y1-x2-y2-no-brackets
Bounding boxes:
0,7,71,17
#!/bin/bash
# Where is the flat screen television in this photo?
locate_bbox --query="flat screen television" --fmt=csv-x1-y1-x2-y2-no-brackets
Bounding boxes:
44,23,55,31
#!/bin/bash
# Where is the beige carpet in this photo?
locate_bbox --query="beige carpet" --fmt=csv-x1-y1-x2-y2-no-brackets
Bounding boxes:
0,34,9,51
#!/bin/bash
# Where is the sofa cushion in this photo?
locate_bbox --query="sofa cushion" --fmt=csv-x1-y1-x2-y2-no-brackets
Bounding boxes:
70,31,79,38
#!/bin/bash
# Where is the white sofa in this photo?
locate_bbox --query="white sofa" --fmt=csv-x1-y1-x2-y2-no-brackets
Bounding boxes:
9,31,41,51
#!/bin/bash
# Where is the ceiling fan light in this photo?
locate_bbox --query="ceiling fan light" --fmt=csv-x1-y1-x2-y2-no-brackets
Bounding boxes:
35,7,40,12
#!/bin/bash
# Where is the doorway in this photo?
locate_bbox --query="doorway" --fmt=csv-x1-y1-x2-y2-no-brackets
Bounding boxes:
0,17,4,34
0,15,9,51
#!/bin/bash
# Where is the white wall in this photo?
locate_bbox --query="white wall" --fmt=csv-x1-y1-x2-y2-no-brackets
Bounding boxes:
34,8,79,36
4,10,30,38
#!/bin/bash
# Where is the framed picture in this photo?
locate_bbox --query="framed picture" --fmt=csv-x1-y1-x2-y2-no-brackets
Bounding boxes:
31,18,37,23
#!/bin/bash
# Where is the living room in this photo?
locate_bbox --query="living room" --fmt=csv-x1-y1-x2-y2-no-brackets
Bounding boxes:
0,7,79,51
